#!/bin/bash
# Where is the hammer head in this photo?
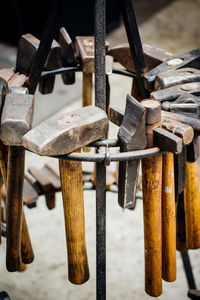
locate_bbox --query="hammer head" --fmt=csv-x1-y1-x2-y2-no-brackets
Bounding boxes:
118,95,147,209
22,106,109,156
154,67,200,91
0,77,8,111
144,48,200,91
161,93,200,119
151,82,200,103
118,94,147,151
0,93,35,146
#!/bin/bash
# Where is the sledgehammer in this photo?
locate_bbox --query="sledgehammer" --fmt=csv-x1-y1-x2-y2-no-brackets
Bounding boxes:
22,105,108,284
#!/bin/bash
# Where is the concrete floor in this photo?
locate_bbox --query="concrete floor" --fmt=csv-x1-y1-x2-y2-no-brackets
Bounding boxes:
0,0,200,299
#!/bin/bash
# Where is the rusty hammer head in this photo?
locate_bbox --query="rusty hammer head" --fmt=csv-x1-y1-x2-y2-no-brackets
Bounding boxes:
22,106,109,156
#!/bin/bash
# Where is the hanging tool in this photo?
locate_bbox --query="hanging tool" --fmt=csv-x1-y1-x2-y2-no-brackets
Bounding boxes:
119,0,147,100
118,94,146,209
144,48,200,91
108,44,172,73
141,98,162,296
0,88,34,271
16,33,62,94
22,105,108,284
59,27,77,85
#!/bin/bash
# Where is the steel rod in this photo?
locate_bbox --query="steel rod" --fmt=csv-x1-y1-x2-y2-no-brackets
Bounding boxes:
53,147,165,162
181,251,196,289
96,161,106,300
112,68,137,78
26,0,64,94
1,224,6,238
94,0,106,111
94,0,107,299
40,67,137,79
41,66,81,78
120,0,147,99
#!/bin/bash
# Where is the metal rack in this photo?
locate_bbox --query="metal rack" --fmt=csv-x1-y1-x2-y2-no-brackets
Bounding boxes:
1,0,199,299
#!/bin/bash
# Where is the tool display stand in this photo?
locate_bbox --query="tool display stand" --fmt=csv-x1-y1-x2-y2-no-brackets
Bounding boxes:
1,0,200,299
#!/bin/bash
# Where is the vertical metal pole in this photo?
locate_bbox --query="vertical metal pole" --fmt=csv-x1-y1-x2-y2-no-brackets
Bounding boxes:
94,0,107,299
26,0,64,94
95,0,106,110
96,161,106,300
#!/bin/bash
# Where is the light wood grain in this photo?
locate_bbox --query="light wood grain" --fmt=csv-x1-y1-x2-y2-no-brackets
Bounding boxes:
59,150,89,284
185,161,200,249
162,152,176,282
142,154,162,296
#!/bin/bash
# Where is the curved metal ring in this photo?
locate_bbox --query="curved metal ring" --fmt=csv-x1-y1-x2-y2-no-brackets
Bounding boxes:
89,139,119,147
55,147,166,162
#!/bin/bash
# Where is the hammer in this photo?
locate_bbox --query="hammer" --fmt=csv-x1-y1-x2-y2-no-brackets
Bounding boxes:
161,120,193,282
75,36,95,108
22,105,109,284
75,36,112,108
59,27,77,85
0,87,34,271
117,94,146,209
140,99,163,296
16,33,62,94
109,100,182,290
144,48,200,91
151,67,200,251
185,138,200,249
107,43,172,74
140,99,183,295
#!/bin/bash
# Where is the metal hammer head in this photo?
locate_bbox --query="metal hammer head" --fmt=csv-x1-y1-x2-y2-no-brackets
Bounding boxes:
151,82,200,103
0,77,8,113
118,94,147,209
161,93,200,119
22,106,109,156
118,94,147,151
1,93,35,146
154,67,200,91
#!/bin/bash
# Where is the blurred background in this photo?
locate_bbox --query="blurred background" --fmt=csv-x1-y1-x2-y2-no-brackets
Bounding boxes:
0,0,200,299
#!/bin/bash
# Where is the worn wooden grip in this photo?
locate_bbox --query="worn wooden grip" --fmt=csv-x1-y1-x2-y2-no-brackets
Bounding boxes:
21,211,34,264
162,152,176,282
6,147,24,271
2,145,34,269
185,161,200,249
82,72,92,152
82,72,92,107
142,155,162,296
59,154,89,284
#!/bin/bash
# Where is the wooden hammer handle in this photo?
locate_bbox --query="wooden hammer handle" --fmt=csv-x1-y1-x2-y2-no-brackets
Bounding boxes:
185,161,200,249
2,146,34,270
142,154,162,296
162,152,176,282
59,154,89,284
82,72,92,107
6,146,24,271
21,210,34,264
